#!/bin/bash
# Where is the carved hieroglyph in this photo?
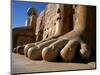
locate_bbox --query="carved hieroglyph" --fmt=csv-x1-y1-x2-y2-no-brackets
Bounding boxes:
13,4,96,62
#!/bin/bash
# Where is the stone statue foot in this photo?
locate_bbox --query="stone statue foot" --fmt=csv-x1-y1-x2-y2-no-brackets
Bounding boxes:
60,38,91,62
60,40,79,62
13,37,91,62
13,45,25,55
27,46,42,60
24,43,35,57
27,39,57,60
42,39,68,61
13,48,17,53
79,42,91,60
42,37,91,62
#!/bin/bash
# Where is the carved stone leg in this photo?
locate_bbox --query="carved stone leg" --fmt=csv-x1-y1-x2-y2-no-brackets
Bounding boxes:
42,39,68,61
79,41,91,60
60,40,79,62
27,39,57,60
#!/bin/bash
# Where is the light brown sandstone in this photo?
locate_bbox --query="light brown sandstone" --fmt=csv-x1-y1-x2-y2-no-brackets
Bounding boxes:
12,7,37,49
13,4,96,62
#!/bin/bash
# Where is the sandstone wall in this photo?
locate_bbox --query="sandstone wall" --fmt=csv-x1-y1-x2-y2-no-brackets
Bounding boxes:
41,4,73,40
43,4,58,40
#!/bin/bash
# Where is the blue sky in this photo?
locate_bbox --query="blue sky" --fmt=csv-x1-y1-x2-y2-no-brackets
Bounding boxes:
12,0,47,28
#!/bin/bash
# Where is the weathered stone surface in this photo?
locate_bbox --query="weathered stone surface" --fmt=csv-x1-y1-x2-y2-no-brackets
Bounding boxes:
40,4,96,61
35,10,46,42
12,7,37,48
12,53,96,74
25,7,37,30
13,4,96,62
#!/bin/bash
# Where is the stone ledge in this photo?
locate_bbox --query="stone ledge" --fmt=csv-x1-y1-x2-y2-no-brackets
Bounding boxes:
11,53,96,74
